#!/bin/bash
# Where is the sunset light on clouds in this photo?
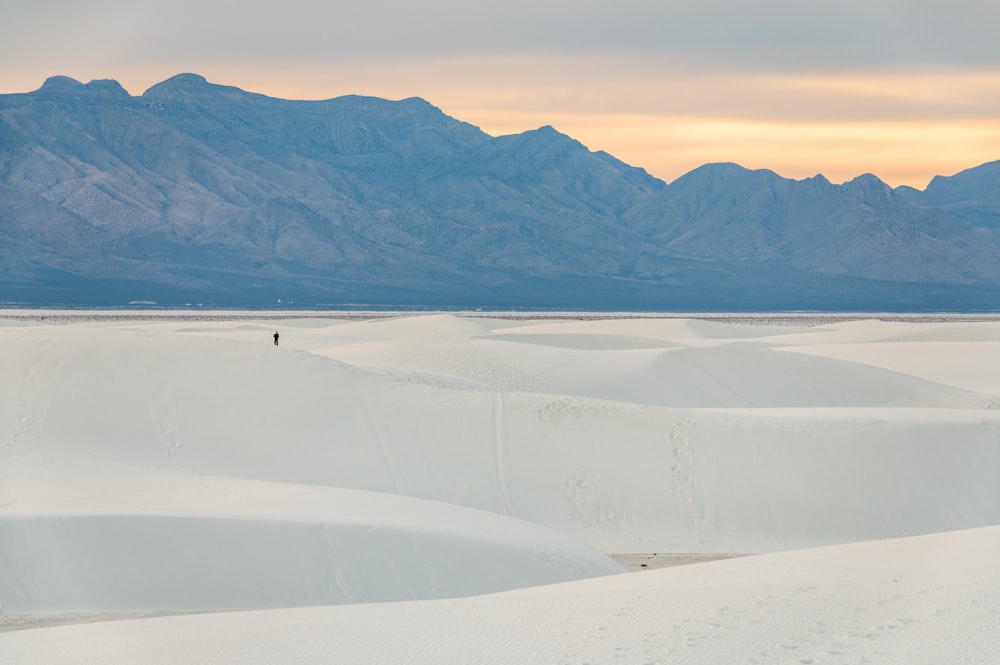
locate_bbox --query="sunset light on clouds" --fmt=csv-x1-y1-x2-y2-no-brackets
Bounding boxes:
3,0,999,188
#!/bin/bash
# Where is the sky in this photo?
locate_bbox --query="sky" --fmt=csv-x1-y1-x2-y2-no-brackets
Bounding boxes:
2,0,999,188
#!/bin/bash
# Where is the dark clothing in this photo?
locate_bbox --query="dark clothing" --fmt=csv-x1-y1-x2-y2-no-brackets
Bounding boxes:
273,332,279,346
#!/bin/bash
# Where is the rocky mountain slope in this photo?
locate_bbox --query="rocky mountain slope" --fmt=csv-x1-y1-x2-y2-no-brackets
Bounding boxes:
2,74,999,310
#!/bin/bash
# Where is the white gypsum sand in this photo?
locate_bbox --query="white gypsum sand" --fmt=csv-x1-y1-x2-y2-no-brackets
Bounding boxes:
0,312,998,663
2,525,998,665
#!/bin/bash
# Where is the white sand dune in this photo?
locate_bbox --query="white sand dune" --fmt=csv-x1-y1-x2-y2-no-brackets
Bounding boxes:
0,465,622,612
3,525,998,664
1,312,998,662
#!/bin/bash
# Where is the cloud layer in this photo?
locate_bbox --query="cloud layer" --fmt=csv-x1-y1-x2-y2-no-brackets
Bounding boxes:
3,1,999,187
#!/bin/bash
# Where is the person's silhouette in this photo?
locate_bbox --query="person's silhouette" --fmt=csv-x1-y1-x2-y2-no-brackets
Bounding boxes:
273,331,279,346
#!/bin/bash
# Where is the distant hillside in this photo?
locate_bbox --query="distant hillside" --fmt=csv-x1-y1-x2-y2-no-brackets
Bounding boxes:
2,74,999,310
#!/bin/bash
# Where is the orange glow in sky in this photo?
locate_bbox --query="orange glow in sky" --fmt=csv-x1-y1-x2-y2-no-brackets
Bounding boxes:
3,3,1000,189
164,62,1000,189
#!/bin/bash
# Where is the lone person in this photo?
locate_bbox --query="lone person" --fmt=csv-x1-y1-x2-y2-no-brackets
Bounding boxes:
273,331,279,346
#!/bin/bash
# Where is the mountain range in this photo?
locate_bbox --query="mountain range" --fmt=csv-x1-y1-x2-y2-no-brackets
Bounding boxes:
2,73,999,310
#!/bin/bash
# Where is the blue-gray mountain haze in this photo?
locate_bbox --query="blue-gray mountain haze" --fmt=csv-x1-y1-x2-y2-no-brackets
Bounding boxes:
2,74,999,310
